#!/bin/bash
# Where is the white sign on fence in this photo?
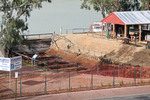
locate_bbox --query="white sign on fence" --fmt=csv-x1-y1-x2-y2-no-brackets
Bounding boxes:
0,56,22,71
0,58,11,71
11,56,22,71
15,72,18,78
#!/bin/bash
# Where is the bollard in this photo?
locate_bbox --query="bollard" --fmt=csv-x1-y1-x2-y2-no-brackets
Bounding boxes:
91,70,93,89
45,74,47,94
69,72,71,92
134,67,136,86
113,68,115,88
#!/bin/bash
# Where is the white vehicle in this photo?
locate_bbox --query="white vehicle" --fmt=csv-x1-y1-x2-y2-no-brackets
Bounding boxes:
90,21,103,32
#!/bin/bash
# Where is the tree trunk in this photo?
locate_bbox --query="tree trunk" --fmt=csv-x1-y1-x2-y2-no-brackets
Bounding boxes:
8,47,13,58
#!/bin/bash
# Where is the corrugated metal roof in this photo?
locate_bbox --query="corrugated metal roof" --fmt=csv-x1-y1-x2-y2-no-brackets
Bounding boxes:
101,12,125,25
101,10,150,25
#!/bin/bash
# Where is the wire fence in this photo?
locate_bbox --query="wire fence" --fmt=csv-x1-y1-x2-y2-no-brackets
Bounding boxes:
1,63,150,99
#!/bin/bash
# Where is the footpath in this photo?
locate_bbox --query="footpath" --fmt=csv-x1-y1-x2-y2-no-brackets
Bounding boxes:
10,85,150,100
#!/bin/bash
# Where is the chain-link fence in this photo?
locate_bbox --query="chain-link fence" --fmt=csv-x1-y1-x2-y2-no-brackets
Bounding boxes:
1,62,150,99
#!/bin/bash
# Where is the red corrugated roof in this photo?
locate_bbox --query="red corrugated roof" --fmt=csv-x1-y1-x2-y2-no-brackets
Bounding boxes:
101,12,125,25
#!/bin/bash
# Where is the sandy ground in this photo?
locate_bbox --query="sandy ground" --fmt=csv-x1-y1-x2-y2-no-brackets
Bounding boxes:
52,33,149,66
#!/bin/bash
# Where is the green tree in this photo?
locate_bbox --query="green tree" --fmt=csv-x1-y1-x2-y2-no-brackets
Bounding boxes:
0,0,51,57
81,0,141,18
140,0,150,10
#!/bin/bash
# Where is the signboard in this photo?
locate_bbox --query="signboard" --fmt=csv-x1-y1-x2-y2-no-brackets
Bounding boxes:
32,54,38,59
15,72,18,78
0,58,11,71
11,56,22,71
0,56,22,71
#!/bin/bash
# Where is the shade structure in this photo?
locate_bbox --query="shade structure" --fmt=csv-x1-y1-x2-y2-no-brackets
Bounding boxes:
101,10,150,25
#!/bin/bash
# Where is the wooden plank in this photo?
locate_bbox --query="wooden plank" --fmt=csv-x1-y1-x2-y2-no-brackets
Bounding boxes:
113,24,115,39
139,24,142,42
124,25,127,37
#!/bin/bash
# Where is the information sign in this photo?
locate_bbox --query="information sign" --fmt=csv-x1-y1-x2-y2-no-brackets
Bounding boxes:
0,56,22,71
0,58,11,71
32,54,38,59
11,56,22,71
15,72,18,78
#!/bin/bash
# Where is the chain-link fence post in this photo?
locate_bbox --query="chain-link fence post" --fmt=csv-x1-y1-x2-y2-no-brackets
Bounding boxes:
113,68,115,88
91,70,93,89
15,76,17,100
45,74,47,94
140,61,143,79
97,63,99,74
20,70,22,97
69,72,71,92
118,65,120,77
134,67,136,86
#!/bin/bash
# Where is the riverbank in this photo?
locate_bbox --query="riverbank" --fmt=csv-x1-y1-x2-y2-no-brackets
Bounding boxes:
51,33,149,67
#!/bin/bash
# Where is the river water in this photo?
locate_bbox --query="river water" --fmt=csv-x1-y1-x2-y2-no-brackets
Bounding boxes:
27,0,102,34
0,0,102,34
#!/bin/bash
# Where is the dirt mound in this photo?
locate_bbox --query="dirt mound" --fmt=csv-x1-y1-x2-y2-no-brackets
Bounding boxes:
46,49,98,70
54,34,150,66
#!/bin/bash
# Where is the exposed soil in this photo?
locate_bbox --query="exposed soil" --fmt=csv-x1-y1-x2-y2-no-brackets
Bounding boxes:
53,34,150,67
45,49,98,70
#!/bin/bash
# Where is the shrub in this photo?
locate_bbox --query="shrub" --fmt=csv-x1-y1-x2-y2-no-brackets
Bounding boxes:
101,82,104,87
107,83,111,87
119,80,124,86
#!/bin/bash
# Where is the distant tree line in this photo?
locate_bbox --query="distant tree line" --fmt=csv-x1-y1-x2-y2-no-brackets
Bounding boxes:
81,0,150,18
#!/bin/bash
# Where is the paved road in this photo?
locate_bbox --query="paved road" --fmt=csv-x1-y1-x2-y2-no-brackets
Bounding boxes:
89,93,150,100
10,85,150,100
